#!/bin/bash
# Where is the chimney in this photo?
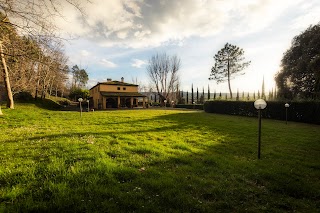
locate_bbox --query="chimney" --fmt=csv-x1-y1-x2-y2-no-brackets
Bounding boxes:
107,78,112,82
121,77,124,82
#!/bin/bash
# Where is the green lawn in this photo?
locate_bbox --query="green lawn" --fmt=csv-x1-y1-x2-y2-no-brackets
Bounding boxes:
0,103,319,212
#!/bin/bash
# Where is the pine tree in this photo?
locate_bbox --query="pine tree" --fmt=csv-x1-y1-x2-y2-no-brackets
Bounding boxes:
209,43,251,99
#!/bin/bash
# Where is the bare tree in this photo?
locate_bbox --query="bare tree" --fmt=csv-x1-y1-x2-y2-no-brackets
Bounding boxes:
0,0,88,109
147,53,180,103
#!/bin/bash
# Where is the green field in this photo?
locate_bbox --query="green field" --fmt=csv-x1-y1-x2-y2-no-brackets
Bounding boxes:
0,103,319,212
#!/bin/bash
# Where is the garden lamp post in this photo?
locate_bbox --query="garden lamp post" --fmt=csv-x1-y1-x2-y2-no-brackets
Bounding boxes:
285,103,290,124
78,98,83,117
87,100,90,112
254,99,267,159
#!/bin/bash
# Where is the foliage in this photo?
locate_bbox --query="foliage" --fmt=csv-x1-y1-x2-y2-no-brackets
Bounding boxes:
204,100,320,124
13,91,33,102
209,43,251,98
68,88,89,101
0,104,319,212
275,23,320,99
70,65,89,88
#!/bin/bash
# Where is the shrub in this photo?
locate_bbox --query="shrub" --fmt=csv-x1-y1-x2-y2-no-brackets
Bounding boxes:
13,92,33,102
204,100,320,124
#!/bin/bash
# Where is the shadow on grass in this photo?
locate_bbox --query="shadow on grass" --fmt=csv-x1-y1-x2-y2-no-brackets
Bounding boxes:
1,112,319,212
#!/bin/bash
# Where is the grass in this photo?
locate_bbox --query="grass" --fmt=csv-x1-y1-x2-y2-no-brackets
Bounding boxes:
0,103,319,212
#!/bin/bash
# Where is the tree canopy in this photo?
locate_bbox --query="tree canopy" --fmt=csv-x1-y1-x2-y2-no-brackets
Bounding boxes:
275,23,320,99
209,43,250,99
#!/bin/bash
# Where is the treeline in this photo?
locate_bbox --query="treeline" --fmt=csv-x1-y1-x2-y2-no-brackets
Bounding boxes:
0,13,70,107
0,13,91,108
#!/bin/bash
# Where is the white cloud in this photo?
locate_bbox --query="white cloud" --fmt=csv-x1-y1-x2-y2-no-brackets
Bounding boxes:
80,50,90,57
53,0,320,49
100,59,117,68
131,59,147,68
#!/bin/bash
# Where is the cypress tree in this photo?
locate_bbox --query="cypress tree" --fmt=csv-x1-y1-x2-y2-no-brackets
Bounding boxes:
196,87,199,103
202,87,205,103
191,84,194,104
208,85,210,100
236,89,239,101
186,91,189,104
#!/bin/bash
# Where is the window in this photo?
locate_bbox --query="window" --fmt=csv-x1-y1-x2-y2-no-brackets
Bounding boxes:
117,87,120,90
123,87,126,90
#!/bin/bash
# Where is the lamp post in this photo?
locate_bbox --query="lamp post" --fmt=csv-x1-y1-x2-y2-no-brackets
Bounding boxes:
87,100,90,112
285,103,289,124
193,101,195,109
78,98,83,117
254,99,267,159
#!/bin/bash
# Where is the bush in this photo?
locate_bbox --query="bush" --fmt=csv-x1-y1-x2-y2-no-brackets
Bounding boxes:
204,100,320,124
14,92,33,102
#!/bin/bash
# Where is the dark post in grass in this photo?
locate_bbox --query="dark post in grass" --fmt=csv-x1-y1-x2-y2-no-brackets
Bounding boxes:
285,103,290,124
78,98,83,117
254,99,267,159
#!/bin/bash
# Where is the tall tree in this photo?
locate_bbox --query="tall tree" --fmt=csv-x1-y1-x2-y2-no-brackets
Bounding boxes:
0,1,88,109
186,91,188,104
207,85,210,100
147,53,180,102
191,84,194,104
202,87,205,103
196,87,199,103
275,23,320,99
209,43,251,98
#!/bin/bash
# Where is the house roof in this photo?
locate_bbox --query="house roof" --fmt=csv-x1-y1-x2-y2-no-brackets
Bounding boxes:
100,92,146,97
89,81,138,90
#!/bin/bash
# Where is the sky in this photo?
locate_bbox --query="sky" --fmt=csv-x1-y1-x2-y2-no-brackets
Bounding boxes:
55,0,320,93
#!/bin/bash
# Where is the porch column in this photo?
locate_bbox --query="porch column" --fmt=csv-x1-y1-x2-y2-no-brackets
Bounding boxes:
102,97,106,109
130,97,134,108
117,96,120,108
143,97,146,108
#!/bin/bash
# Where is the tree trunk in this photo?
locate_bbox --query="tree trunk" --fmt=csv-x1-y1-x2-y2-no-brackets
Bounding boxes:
0,41,14,109
227,59,233,99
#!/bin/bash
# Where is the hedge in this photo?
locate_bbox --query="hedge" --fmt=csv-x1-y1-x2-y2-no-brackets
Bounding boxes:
204,100,320,125
175,104,204,110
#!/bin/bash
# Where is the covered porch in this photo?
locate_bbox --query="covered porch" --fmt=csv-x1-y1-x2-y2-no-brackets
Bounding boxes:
100,92,148,109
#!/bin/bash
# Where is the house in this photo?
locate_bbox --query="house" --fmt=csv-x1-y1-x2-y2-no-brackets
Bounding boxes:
89,77,147,109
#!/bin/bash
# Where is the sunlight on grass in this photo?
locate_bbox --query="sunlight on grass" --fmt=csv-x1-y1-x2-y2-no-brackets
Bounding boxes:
0,103,319,212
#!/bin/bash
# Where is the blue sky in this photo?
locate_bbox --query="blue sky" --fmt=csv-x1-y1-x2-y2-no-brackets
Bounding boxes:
56,0,320,93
